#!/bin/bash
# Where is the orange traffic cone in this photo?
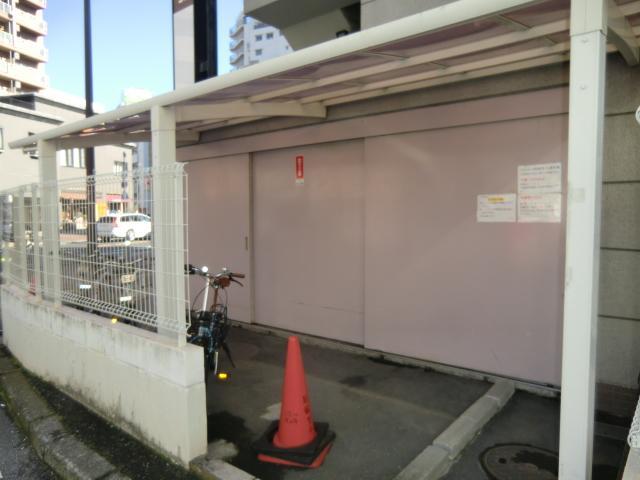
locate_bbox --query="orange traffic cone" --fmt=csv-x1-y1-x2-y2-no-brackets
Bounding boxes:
253,336,335,468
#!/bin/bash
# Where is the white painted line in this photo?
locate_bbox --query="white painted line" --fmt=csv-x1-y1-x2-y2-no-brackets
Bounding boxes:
1,468,4,478
260,403,281,421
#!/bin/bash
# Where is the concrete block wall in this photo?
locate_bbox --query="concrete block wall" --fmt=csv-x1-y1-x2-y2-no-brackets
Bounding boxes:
361,0,458,29
0,285,208,466
598,58,640,388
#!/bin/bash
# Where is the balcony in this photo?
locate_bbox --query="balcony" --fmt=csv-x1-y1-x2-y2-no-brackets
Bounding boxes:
0,30,12,50
229,16,245,37
0,1,11,20
14,9,47,35
20,0,46,9
14,37,48,61
10,62,47,88
0,59,47,89
230,51,245,66
230,37,244,51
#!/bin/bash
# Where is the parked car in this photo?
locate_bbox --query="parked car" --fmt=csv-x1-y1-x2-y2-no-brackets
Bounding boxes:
97,213,152,242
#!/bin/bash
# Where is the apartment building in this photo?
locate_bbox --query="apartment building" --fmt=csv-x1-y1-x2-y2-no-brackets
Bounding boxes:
229,14,291,70
0,0,48,93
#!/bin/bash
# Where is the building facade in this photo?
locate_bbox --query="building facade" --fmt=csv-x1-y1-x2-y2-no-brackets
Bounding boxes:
0,0,48,93
0,90,134,211
229,14,291,70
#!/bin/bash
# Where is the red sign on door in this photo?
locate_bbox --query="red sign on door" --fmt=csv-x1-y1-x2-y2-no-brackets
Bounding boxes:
295,155,304,185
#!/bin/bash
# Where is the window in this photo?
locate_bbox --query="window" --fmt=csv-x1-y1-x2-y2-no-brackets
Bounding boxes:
255,34,262,41
113,161,127,175
266,32,273,39
60,148,85,168
255,49,262,56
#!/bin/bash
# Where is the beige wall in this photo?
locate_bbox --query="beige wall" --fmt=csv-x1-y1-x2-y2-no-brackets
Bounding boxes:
183,88,570,385
253,140,365,344
185,155,252,323
364,117,567,385
179,55,640,388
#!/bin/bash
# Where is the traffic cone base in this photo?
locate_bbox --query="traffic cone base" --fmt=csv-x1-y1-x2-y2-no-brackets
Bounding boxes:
253,420,335,467
253,336,335,468
257,443,333,469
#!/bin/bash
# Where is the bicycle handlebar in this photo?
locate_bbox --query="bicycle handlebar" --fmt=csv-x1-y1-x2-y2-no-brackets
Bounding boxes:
185,264,244,282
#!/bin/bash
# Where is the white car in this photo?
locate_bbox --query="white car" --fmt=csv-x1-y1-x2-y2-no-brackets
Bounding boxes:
97,213,152,242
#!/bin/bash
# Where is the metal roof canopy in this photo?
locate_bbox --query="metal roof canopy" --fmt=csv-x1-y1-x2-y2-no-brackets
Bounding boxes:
9,0,639,151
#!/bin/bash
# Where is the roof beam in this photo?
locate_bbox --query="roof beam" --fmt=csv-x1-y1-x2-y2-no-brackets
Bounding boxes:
607,0,640,65
620,0,640,16
174,101,326,123
324,52,572,107
249,18,569,103
303,41,571,104
55,131,199,149
494,14,530,31
323,42,618,107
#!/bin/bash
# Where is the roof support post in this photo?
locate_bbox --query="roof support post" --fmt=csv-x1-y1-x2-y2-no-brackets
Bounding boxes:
38,140,61,305
559,1,607,479
150,105,186,345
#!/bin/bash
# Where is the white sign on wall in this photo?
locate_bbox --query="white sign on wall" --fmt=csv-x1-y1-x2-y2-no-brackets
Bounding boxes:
518,163,562,194
518,193,562,223
477,194,517,223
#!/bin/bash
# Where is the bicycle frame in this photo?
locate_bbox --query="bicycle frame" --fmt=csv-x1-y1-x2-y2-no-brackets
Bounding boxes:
187,265,243,382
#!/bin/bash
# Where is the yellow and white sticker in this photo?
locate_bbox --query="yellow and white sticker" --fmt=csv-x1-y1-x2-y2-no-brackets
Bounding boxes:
477,194,516,223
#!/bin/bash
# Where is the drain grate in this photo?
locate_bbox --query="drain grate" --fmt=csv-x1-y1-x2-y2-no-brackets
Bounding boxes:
481,444,558,479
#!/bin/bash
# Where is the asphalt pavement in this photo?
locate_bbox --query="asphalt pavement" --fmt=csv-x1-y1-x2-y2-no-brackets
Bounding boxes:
0,379,57,480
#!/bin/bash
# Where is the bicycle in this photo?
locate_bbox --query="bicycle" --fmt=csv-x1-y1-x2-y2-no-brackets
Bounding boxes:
186,264,244,383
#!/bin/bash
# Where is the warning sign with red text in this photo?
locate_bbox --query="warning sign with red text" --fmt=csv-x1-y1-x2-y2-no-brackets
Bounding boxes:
295,155,304,185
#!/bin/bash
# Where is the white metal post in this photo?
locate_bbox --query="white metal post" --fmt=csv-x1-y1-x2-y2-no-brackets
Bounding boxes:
559,1,607,479
151,105,186,345
13,188,27,290
30,183,42,298
38,140,61,305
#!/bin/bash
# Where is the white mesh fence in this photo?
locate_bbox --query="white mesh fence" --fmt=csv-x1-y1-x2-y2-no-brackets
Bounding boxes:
628,397,640,448
0,165,189,335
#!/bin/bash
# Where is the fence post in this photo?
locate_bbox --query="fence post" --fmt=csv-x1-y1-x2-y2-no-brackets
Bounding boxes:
0,192,7,285
30,183,42,298
13,188,28,290
38,140,61,305
151,105,186,345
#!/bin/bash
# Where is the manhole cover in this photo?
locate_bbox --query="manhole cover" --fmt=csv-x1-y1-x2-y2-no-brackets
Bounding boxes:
481,444,558,480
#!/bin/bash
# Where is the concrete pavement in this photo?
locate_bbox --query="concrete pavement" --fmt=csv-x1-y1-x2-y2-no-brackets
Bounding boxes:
0,403,56,480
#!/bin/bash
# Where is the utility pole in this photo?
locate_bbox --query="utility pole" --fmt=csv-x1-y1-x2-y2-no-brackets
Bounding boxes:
84,0,97,253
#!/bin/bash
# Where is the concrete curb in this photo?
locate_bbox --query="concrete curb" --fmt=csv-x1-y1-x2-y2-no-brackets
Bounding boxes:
190,456,259,480
0,346,131,480
394,381,515,480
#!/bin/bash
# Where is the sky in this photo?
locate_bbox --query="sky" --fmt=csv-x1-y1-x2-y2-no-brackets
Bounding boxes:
44,0,243,111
